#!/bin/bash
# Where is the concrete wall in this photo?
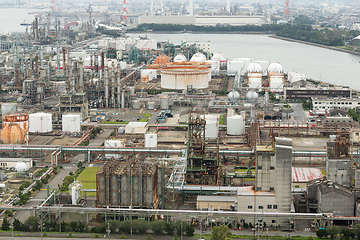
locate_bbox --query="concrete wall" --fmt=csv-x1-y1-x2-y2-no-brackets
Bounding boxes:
255,150,275,191
318,190,354,216
326,159,350,187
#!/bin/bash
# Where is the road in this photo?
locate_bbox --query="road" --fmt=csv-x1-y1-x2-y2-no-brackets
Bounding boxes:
14,162,77,223
289,103,309,121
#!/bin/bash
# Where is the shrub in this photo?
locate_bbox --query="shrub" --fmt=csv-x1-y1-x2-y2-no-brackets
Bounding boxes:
316,228,327,238
150,221,165,235
93,233,100,238
1,218,10,231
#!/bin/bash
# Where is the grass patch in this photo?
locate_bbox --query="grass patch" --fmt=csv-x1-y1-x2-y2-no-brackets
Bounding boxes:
76,167,100,196
144,113,152,118
219,115,225,125
321,169,326,176
103,121,129,124
138,118,148,122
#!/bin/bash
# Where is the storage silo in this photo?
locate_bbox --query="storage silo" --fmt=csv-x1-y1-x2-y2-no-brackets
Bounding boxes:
161,66,210,90
147,101,156,110
1,113,29,144
145,133,157,148
160,96,169,110
29,112,53,133
62,114,81,133
202,115,219,139
227,115,245,135
269,76,284,92
132,100,141,110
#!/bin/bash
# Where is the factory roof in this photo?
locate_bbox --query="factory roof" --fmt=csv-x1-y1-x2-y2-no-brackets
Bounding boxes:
197,196,237,202
0,158,32,162
317,181,353,198
125,122,148,128
292,167,323,183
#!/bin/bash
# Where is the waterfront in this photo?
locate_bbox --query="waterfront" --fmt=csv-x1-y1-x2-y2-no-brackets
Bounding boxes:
0,8,35,34
129,33,360,90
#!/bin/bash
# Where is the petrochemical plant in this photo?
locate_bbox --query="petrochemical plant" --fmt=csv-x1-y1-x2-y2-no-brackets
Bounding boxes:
1,10,360,236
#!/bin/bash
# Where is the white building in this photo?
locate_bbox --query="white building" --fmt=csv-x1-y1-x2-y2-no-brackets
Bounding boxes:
0,158,33,169
125,122,149,134
312,97,360,110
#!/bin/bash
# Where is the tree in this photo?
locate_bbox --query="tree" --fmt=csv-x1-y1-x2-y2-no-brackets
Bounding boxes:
135,220,149,235
77,162,83,168
13,218,23,232
185,224,195,237
23,216,40,232
150,221,165,235
211,225,229,240
316,228,327,238
164,222,174,235
326,225,341,239
4,210,13,218
1,218,10,231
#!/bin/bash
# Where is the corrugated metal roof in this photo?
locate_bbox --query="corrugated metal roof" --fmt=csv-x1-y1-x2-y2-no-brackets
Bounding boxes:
292,167,323,183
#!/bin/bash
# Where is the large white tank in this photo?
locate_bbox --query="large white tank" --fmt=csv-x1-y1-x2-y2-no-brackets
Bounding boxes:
16,162,28,173
248,78,262,90
29,113,52,133
205,119,218,139
246,91,259,103
246,62,262,73
205,60,220,71
173,53,187,62
227,60,245,74
160,96,169,110
255,61,270,75
228,90,240,103
227,115,245,135
147,101,156,110
269,76,284,92
132,100,141,109
232,58,253,75
62,114,81,133
190,52,206,62
1,103,17,116
267,62,283,74
69,181,82,205
161,66,210,90
145,133,157,148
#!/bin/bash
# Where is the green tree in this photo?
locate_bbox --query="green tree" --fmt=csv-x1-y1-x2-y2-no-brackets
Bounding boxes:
211,225,229,240
119,220,132,234
13,218,23,231
4,210,13,218
135,220,149,235
316,228,327,238
326,225,341,239
23,216,40,232
1,218,10,231
342,228,352,239
150,221,165,235
164,222,174,235
77,162,83,168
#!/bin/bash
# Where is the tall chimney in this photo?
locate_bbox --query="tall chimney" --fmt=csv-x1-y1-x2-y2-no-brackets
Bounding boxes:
78,59,84,93
189,0,193,16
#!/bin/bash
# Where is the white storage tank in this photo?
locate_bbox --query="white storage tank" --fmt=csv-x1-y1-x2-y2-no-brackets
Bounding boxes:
160,96,169,110
255,60,270,75
145,133,157,148
1,103,17,116
161,66,210,90
248,78,262,90
147,101,156,110
62,114,81,133
29,112,52,133
246,62,262,73
132,100,141,109
190,52,206,62
269,76,284,92
205,60,220,71
267,62,283,74
205,119,219,139
173,53,187,62
227,60,245,75
232,58,253,75
227,115,245,135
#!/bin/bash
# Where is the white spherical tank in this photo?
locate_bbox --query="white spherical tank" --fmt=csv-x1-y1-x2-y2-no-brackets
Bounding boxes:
29,112,52,133
173,53,187,62
147,101,156,110
267,62,283,73
161,66,210,90
247,62,262,73
145,133,157,148
62,114,81,133
16,162,28,173
227,115,245,135
160,96,169,110
255,60,270,75
246,91,259,103
228,90,240,103
190,52,206,62
132,100,141,109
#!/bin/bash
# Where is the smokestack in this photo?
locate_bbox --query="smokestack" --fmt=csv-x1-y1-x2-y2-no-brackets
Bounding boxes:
150,0,154,15
117,63,121,108
111,63,115,107
94,53,98,73
101,52,105,70
105,67,109,108
189,0,193,16
123,0,127,20
79,59,84,93
161,0,164,14
56,46,60,72
227,0,230,13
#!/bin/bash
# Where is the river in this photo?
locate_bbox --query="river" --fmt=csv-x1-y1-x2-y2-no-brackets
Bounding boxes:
128,33,360,90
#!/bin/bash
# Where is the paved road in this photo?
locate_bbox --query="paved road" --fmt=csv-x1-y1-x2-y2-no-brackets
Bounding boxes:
14,162,77,223
289,103,309,121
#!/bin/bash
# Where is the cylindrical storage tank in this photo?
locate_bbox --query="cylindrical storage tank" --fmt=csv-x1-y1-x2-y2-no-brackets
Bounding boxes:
161,66,210,90
29,112,52,133
62,114,81,133
145,133,157,148
248,78,262,90
269,77,284,92
147,101,156,110
227,115,245,135
1,103,17,116
233,58,253,75
205,119,218,139
1,113,29,144
227,60,245,74
132,100,141,110
160,96,169,110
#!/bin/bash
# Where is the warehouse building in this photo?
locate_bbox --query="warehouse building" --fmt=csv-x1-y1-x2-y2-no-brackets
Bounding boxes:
292,167,323,193
284,87,351,100
312,97,360,110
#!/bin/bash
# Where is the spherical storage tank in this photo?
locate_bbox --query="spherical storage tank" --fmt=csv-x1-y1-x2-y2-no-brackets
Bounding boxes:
227,115,245,135
267,62,283,74
228,90,240,103
29,112,52,133
153,54,170,65
246,62,262,73
161,66,210,90
16,162,28,173
246,91,258,103
62,114,81,133
1,113,29,144
190,52,206,62
173,53,187,62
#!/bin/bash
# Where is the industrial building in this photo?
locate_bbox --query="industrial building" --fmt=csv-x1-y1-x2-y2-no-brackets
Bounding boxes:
292,167,323,193
284,86,351,100
312,97,360,110
0,158,33,170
